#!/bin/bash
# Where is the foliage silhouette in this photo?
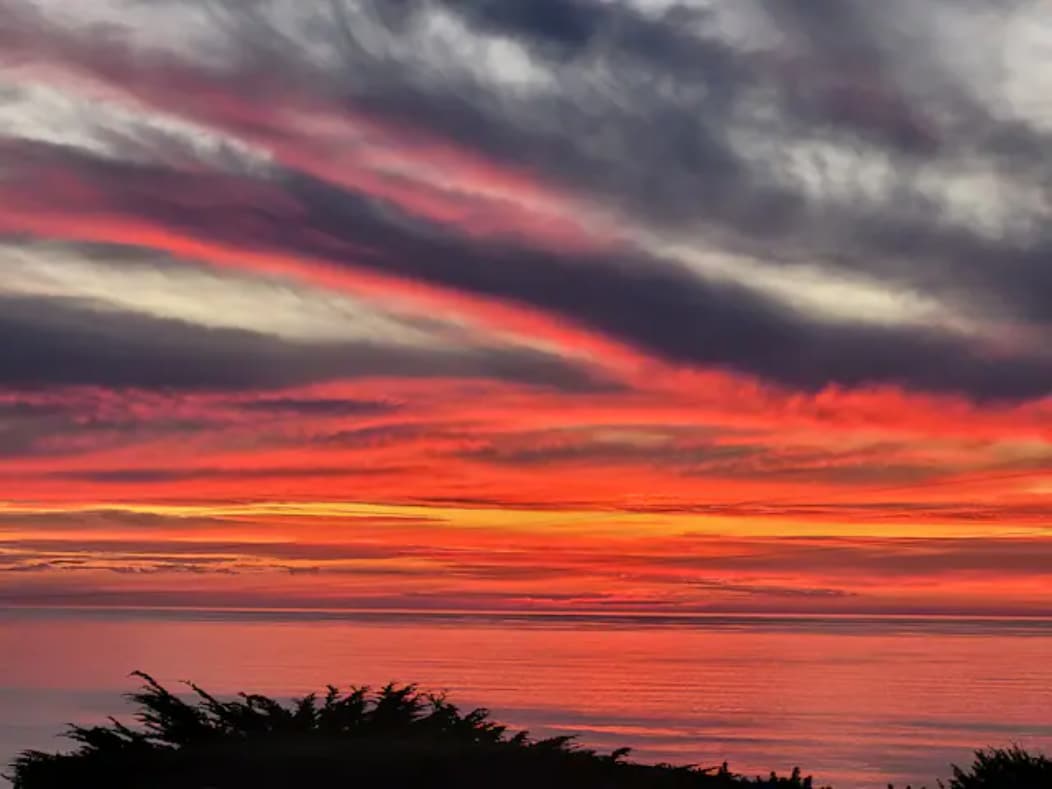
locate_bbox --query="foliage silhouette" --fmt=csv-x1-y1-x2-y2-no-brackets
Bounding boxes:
8,672,820,788
9,674,1049,788
941,746,1052,789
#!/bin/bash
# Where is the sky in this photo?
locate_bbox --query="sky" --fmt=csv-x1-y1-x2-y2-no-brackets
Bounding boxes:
0,0,1050,616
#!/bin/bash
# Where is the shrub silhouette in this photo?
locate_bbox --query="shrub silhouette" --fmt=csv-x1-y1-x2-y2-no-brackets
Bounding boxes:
942,746,1052,789
8,672,820,788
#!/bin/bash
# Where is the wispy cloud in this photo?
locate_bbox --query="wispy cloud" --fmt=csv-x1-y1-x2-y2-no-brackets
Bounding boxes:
0,0,1049,613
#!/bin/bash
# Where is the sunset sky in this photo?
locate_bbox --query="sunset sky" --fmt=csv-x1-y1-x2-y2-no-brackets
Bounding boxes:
1,0,1050,616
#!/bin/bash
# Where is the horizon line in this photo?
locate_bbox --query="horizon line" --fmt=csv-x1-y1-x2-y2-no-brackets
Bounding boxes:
6,604,1052,622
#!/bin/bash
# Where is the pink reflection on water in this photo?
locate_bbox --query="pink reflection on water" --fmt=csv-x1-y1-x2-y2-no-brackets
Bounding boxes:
2,610,1051,788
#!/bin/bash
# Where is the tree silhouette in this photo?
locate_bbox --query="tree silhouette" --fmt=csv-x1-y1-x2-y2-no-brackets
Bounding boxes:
9,673,1048,788
943,746,1052,789
8,672,820,788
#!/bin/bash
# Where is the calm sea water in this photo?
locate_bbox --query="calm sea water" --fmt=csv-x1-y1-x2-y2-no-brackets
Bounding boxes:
1,608,1050,788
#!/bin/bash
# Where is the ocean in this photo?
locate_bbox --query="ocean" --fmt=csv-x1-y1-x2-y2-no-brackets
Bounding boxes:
2,608,1050,788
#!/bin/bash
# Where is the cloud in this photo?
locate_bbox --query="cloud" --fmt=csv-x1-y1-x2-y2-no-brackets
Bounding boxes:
48,466,415,484
0,1,1049,398
691,578,856,599
0,0,1049,615
0,537,414,563
665,535,1052,577
0,290,609,392
5,139,1050,398
236,397,398,416
2,508,1050,613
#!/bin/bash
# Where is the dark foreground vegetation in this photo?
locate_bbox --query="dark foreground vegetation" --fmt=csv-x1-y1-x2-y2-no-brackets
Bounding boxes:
7,673,1050,788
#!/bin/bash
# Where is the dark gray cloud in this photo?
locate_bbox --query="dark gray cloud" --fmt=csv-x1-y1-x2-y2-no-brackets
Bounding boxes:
336,0,1052,325
444,0,614,49
6,139,1050,399
237,397,398,416
2,0,1051,399
47,465,411,483
0,391,215,459
0,290,608,392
